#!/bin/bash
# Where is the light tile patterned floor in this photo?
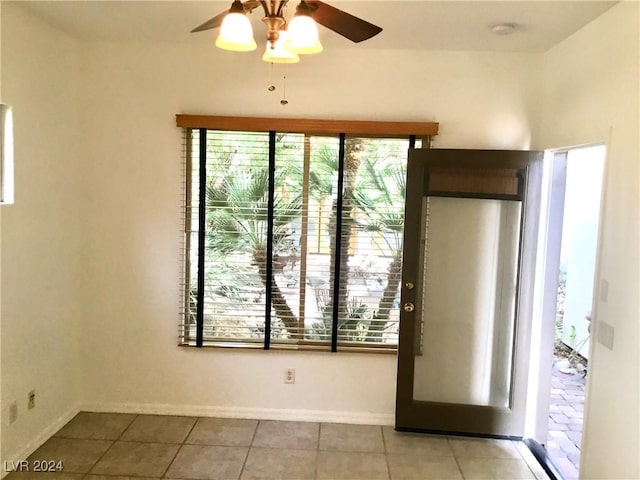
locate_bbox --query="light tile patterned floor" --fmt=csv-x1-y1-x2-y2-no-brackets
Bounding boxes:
5,412,550,480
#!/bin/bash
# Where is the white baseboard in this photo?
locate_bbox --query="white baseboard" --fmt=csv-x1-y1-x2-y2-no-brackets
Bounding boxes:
1,404,81,479
82,402,395,426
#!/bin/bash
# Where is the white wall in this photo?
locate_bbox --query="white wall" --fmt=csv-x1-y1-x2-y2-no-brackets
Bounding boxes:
3,3,638,478
560,146,606,357
538,2,639,478
78,41,542,421
0,3,84,462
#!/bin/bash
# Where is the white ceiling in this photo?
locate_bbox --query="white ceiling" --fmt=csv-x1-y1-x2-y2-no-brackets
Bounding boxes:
19,0,616,52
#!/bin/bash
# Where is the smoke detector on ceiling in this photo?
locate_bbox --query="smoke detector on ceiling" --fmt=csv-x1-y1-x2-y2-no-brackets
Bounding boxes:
491,23,517,35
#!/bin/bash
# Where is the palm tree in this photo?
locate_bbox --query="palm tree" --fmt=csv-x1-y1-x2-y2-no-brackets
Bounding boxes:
307,139,366,341
200,133,408,344
352,148,407,341
307,138,408,343
333,138,365,338
204,134,302,334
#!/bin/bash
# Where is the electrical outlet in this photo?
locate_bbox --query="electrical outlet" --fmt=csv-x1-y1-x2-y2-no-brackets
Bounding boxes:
9,401,18,424
28,390,36,410
284,368,295,384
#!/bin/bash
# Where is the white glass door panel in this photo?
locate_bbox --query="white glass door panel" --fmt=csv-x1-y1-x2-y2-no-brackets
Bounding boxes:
413,197,521,408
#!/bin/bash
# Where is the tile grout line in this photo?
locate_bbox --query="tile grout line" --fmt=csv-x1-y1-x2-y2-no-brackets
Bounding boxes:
182,415,201,445
315,423,323,480
236,418,262,480
158,415,200,479
381,426,392,480
446,436,468,480
235,447,251,480
85,413,139,477
117,413,139,440
250,419,261,447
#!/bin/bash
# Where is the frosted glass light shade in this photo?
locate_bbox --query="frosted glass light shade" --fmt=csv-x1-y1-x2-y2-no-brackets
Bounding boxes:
216,12,257,51
263,31,300,63
286,15,322,54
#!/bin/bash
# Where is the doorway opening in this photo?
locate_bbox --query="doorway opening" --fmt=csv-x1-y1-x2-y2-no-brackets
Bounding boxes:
529,144,605,480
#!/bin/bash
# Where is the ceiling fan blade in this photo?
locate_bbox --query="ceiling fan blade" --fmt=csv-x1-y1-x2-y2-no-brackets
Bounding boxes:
307,1,382,43
191,11,228,33
191,1,261,33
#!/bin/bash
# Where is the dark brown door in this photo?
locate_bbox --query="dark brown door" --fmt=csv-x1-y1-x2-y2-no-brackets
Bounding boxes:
396,148,542,438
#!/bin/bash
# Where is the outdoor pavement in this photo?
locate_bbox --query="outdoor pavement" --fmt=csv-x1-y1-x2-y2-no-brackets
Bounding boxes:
547,362,586,480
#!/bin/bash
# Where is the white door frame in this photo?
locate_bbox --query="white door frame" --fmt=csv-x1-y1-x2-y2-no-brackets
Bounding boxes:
525,150,568,443
525,144,606,447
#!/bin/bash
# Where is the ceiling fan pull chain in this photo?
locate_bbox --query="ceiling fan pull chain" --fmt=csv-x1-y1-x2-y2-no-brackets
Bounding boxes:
267,61,276,92
280,72,288,105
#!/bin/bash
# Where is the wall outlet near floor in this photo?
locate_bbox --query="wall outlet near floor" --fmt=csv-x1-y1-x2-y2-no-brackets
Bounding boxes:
284,368,295,384
9,401,18,424
28,390,36,410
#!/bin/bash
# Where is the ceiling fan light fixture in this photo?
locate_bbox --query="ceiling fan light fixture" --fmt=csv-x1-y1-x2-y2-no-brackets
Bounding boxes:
193,0,382,63
286,2,323,54
263,30,300,64
216,0,257,52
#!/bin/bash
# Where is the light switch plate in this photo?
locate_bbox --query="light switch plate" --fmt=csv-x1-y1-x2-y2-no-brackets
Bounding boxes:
597,321,614,350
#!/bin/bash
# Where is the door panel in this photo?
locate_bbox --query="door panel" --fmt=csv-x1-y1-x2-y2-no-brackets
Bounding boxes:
414,197,521,408
396,148,542,438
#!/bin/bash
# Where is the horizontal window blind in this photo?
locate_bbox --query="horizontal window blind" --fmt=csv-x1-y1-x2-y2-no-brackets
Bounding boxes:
335,137,420,348
181,121,428,352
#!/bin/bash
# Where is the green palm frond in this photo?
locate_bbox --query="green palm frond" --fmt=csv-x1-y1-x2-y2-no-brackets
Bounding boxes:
206,216,243,254
247,168,269,204
308,143,339,198
203,156,303,256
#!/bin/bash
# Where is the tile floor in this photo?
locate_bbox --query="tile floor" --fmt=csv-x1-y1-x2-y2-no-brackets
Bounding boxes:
546,365,586,480
5,412,551,480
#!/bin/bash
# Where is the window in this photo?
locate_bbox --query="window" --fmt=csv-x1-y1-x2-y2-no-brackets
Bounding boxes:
178,116,437,352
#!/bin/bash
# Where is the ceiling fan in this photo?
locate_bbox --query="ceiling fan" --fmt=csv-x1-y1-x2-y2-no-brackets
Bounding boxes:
191,0,383,63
